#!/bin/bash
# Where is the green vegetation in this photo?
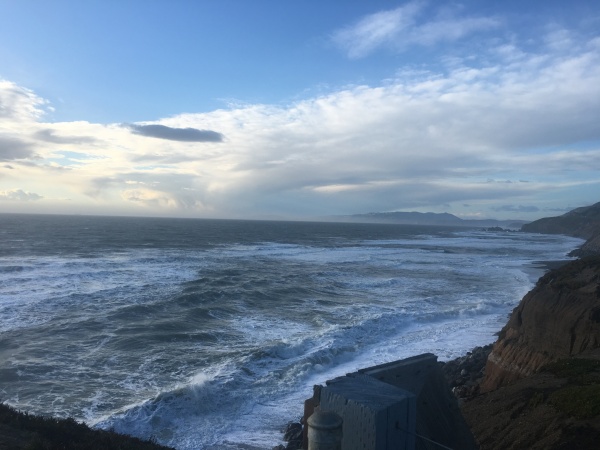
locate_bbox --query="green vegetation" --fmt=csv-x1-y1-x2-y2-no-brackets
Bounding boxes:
527,390,545,410
541,358,600,419
549,385,600,419
0,402,174,450
543,358,600,383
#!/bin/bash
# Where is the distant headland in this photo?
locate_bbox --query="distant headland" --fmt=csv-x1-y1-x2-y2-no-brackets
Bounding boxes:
334,210,528,229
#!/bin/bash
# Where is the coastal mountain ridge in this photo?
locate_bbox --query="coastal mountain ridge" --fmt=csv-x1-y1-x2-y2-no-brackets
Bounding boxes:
340,211,527,228
521,201,600,239
522,201,600,257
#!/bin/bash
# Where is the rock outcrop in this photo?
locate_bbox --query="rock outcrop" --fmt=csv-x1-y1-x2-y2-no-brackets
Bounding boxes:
440,345,492,399
481,256,600,392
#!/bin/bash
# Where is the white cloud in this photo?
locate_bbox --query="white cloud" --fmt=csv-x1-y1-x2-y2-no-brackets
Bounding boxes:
0,28,599,219
331,1,500,59
121,188,178,208
543,26,576,52
0,189,43,201
0,80,48,122
410,16,500,47
331,1,424,59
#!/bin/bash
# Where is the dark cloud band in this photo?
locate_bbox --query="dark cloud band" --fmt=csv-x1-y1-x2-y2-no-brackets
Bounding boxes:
34,129,97,145
493,205,540,213
0,136,35,161
126,124,224,142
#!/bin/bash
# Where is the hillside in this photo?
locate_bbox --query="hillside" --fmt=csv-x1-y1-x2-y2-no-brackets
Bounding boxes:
480,256,600,392
521,202,600,239
462,353,600,450
0,402,174,450
342,211,527,228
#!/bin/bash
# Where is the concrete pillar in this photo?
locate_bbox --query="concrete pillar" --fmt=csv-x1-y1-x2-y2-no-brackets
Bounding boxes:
307,410,342,450
303,397,316,449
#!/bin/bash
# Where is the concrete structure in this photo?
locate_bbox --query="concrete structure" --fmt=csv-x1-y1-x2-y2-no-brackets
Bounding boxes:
319,373,416,449
307,410,343,450
359,353,476,450
306,353,476,450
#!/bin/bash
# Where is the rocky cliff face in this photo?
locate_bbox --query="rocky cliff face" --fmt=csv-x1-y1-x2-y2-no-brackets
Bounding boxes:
481,256,600,392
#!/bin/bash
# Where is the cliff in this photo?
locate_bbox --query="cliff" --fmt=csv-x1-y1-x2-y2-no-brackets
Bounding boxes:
477,203,600,392
460,204,600,449
481,256,600,392
341,211,527,228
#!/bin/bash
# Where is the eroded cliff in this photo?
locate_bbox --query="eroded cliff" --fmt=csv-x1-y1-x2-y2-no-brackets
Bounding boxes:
481,256,600,392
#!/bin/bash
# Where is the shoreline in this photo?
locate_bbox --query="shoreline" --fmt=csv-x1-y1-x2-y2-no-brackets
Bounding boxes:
278,209,600,449
522,258,576,283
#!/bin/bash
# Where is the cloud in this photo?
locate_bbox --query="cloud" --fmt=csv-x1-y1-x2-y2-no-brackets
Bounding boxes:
132,152,214,164
543,206,577,213
0,79,48,121
331,1,424,58
111,34,598,217
493,205,540,213
0,136,36,161
86,173,209,210
414,15,501,47
33,129,97,145
0,189,43,201
331,1,500,58
121,188,178,208
0,24,598,219
125,124,224,142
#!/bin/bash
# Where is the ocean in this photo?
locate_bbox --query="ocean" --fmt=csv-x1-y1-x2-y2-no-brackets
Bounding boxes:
0,214,584,449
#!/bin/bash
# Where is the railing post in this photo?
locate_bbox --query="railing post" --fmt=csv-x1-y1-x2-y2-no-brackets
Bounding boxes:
307,410,342,450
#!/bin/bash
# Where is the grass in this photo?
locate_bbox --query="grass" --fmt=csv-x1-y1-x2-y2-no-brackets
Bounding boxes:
541,358,600,419
543,358,600,383
548,385,600,420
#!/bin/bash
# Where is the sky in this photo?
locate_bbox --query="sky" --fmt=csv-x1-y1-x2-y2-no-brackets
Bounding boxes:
0,0,599,221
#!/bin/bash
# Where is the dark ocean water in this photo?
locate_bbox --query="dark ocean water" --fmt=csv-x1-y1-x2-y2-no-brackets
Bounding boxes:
0,214,584,449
